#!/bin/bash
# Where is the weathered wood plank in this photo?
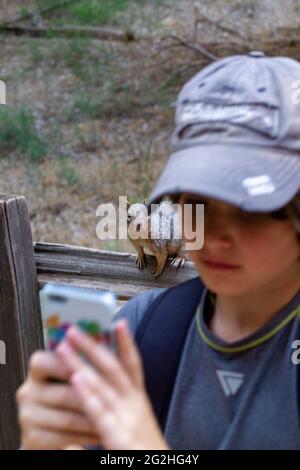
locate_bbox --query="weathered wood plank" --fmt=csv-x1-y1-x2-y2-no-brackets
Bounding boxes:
0,194,43,449
34,242,198,299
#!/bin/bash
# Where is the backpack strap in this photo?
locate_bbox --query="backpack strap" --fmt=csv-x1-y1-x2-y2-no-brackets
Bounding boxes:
298,316,300,422
134,276,205,431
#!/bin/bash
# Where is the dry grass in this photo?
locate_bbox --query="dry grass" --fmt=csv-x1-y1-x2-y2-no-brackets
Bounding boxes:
1,0,300,250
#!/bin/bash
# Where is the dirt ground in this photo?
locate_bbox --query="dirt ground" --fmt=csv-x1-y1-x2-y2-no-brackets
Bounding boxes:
1,0,300,251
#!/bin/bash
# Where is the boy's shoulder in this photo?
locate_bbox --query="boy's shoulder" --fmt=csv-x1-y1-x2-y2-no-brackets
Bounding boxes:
115,287,168,335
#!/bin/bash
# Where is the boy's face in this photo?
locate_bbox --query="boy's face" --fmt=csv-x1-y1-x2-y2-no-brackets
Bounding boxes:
179,193,300,296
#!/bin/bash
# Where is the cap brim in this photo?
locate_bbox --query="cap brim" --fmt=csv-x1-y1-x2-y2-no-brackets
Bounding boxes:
147,144,300,212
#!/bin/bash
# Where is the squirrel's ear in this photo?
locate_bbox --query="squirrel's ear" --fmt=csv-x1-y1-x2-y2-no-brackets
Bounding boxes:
144,198,148,204
126,200,131,209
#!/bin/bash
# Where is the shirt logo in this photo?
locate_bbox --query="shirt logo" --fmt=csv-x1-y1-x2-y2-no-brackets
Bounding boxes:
216,370,244,396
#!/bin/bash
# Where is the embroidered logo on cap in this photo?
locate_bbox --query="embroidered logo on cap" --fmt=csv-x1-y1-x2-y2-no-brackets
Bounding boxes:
177,101,279,138
242,175,275,196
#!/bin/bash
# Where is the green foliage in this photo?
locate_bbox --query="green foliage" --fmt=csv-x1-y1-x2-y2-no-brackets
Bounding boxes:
49,0,129,26
35,0,171,30
3,0,177,166
68,83,135,121
0,107,47,161
57,155,80,186
68,92,101,120
28,39,44,66
47,37,106,82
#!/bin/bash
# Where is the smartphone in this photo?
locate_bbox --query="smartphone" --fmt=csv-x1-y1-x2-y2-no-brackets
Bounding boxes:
40,283,118,353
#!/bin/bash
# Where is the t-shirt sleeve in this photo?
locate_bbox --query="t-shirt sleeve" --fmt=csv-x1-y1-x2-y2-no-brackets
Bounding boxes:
113,286,168,335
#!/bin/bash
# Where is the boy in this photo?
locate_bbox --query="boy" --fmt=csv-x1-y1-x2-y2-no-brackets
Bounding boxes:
17,51,300,449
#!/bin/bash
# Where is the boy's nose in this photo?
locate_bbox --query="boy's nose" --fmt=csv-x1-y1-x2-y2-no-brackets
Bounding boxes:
203,215,233,250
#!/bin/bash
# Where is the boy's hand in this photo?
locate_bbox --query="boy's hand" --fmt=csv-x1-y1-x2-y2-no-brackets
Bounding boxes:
56,320,169,450
16,350,100,450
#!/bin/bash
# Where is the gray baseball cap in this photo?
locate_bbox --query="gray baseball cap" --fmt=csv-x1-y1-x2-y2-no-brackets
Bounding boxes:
148,51,300,211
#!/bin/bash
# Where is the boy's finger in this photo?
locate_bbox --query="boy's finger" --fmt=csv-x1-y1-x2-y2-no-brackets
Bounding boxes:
19,403,98,435
66,326,131,394
29,350,73,382
56,341,85,372
34,382,85,412
71,371,112,438
63,445,85,450
23,427,100,450
71,367,118,409
115,320,145,389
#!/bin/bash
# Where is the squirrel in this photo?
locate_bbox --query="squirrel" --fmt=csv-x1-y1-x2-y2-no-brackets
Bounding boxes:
127,198,186,278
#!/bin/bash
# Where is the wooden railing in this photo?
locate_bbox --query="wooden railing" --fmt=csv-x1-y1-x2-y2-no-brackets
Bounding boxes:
0,194,198,449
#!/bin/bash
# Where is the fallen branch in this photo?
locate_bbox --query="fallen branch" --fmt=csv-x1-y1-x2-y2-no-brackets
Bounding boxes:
193,6,250,43
0,24,135,42
160,35,219,62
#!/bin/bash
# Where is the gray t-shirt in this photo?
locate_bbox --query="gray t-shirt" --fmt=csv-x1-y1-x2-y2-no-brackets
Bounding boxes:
115,284,300,450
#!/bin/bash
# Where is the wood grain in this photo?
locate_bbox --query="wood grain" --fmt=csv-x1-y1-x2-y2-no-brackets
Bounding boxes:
34,242,198,299
0,194,43,449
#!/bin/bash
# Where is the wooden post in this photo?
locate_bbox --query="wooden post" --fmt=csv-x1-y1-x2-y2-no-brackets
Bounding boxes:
0,194,44,449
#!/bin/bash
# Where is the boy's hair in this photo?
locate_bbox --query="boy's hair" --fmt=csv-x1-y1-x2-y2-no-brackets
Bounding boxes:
286,192,300,235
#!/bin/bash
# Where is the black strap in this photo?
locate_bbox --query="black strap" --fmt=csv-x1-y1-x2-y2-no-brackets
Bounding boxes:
134,276,205,431
298,319,300,423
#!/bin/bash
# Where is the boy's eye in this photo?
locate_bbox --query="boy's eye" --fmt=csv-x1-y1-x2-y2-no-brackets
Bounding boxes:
270,208,289,220
237,210,288,223
238,211,264,222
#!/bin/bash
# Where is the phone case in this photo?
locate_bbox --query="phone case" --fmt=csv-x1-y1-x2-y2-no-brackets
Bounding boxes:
40,283,118,352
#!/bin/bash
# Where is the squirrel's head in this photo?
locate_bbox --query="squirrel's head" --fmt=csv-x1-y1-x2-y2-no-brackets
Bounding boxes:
127,202,149,240
127,201,148,224
127,202,148,223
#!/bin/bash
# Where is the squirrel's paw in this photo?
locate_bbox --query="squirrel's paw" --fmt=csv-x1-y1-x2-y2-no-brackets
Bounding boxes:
152,253,168,278
152,266,162,278
170,256,186,269
135,254,146,270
